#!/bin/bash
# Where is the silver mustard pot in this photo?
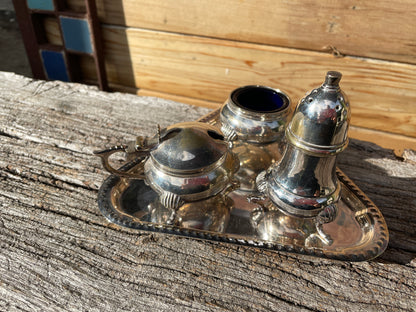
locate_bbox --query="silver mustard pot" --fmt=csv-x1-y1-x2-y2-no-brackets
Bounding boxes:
95,122,239,224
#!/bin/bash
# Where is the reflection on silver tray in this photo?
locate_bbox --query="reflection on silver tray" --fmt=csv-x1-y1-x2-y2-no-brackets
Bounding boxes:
97,109,388,261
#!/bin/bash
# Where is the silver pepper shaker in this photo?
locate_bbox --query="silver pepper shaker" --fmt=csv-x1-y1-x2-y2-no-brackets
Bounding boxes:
255,71,351,245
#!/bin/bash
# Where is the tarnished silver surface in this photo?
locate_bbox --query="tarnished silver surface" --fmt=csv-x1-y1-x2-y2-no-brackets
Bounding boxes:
256,72,350,245
287,71,350,153
95,122,239,224
96,110,389,261
220,85,291,144
220,85,291,192
229,142,280,192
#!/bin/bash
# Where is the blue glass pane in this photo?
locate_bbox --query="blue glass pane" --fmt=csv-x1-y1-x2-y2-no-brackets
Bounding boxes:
27,0,54,10
41,50,70,82
60,17,93,54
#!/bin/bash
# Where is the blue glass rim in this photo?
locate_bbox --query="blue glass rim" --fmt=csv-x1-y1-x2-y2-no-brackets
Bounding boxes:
231,86,289,113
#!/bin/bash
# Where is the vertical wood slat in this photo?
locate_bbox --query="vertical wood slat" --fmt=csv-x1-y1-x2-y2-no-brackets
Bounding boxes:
12,0,46,80
85,0,108,91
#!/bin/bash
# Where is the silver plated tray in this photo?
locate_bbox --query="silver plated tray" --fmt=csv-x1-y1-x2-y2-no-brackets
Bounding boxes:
97,110,389,261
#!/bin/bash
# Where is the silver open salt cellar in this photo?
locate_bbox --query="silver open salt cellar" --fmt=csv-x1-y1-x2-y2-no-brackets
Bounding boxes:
220,85,291,192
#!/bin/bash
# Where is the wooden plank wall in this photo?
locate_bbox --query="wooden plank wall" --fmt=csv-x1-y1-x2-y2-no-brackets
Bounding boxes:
63,0,416,154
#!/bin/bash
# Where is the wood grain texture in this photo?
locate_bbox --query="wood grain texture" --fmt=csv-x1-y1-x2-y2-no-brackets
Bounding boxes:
43,17,62,46
86,26,416,139
68,0,416,64
113,84,220,109
1,72,415,311
43,21,416,140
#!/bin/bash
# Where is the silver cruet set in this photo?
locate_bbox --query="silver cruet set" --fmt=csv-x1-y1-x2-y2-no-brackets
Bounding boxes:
95,71,389,261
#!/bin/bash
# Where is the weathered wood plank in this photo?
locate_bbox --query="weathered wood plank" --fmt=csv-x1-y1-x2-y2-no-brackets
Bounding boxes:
67,0,416,64
1,72,415,311
112,84,220,109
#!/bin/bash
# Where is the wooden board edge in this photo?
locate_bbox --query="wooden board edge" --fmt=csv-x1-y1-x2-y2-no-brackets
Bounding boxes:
109,83,221,109
349,126,416,157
